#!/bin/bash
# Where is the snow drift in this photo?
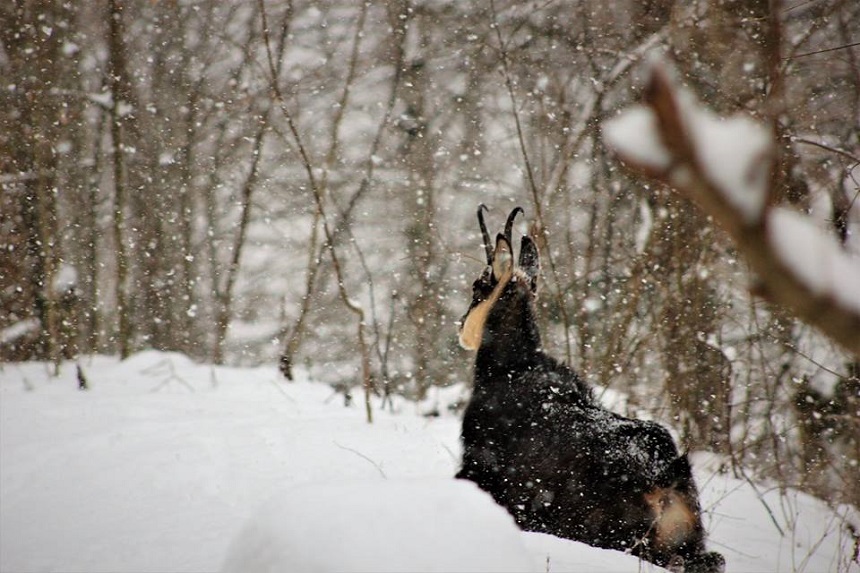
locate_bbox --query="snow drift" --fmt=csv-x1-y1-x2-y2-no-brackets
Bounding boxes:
1,353,858,572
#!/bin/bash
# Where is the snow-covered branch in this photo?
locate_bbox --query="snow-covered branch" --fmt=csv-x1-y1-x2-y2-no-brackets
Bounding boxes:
603,62,860,357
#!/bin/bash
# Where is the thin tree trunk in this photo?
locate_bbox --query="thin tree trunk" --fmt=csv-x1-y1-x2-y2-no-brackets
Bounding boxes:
107,0,132,359
212,120,267,365
4,1,64,371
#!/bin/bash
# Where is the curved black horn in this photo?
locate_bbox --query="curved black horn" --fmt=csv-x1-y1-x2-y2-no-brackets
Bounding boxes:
504,206,524,247
477,204,493,264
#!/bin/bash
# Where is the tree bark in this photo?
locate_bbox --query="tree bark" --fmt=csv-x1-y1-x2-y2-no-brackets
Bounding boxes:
107,0,132,359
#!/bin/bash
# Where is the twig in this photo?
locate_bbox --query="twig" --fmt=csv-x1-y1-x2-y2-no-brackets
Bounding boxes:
146,359,195,393
440,442,460,467
265,375,296,403
737,465,786,537
333,441,387,479
787,40,860,59
792,137,860,164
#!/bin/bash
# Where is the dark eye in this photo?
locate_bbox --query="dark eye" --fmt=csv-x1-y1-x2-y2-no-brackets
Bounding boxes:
473,276,494,297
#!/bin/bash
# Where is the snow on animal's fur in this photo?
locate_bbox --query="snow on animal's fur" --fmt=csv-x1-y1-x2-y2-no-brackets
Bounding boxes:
456,205,725,573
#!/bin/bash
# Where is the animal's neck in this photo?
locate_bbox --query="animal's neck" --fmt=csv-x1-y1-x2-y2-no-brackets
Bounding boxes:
475,285,542,375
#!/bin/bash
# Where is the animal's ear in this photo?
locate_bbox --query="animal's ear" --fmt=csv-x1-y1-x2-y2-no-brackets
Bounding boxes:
492,233,513,280
519,235,540,291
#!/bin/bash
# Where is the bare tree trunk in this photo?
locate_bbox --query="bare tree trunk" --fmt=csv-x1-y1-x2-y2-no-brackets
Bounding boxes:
652,193,730,452
77,63,107,355
401,60,441,397
391,5,448,399
107,0,132,359
1,0,68,371
212,120,267,365
175,30,205,356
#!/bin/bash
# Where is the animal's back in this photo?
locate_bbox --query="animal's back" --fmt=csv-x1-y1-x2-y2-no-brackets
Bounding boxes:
461,351,681,549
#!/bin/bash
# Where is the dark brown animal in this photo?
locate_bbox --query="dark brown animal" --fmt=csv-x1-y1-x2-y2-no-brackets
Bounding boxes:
456,205,724,573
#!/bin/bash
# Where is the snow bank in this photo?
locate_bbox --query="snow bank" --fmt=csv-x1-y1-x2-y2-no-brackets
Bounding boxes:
222,479,535,573
701,466,860,573
1,354,858,573
522,532,667,573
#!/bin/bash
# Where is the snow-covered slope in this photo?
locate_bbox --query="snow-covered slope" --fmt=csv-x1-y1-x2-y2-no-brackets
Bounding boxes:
221,479,537,573
1,352,857,572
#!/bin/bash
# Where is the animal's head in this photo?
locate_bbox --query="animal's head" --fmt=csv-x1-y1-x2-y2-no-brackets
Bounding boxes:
458,205,540,351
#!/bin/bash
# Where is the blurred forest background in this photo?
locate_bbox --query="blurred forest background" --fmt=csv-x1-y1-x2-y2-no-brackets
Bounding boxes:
2,1,859,509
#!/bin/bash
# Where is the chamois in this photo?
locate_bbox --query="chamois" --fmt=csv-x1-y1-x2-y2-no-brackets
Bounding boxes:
456,205,725,573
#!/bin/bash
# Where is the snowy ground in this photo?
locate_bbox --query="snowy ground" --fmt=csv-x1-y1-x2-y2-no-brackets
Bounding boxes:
1,352,858,573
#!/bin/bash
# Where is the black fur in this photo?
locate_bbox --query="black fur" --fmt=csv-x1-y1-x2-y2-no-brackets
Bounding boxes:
457,225,724,572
